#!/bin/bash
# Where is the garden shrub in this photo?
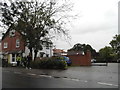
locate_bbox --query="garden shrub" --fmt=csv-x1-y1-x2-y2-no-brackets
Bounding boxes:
31,58,68,70
31,60,40,69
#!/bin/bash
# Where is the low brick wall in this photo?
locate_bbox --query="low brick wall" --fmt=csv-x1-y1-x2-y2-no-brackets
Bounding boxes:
67,51,91,66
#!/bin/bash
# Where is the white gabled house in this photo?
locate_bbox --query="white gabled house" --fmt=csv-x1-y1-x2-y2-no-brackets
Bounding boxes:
23,39,53,59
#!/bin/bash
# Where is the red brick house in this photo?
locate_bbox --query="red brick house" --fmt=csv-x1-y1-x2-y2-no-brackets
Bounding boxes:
1,30,54,63
1,30,25,63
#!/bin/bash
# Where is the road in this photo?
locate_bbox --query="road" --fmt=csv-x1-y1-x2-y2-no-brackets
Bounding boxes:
0,67,2,90
2,63,119,88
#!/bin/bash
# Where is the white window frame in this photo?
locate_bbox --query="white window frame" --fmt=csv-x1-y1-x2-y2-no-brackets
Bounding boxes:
4,42,8,49
16,39,20,48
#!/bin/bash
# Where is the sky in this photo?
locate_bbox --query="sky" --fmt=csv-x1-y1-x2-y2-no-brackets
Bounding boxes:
53,0,119,52
0,0,119,52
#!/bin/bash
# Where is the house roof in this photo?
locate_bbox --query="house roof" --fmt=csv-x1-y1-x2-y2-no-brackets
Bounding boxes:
1,29,10,40
53,49,66,53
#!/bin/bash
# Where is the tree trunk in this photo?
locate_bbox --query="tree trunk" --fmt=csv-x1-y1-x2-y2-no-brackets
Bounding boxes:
34,50,38,61
29,47,33,60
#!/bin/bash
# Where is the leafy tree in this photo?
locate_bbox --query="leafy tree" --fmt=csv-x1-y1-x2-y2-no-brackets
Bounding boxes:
109,34,120,59
99,46,114,62
68,43,97,58
0,0,72,60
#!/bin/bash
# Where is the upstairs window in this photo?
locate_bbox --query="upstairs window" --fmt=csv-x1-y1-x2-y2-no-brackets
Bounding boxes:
4,42,8,49
16,39,20,48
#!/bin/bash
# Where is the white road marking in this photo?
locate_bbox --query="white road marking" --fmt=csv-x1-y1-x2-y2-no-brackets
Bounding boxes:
14,72,22,74
97,82,118,87
27,73,36,76
62,77,88,83
79,80,88,83
39,75,52,78
71,78,80,81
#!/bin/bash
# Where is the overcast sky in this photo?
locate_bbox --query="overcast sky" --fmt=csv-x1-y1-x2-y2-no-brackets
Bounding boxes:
53,0,119,52
0,0,119,52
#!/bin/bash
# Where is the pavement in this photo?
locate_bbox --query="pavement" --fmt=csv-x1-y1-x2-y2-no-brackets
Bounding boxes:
2,63,118,88
91,63,108,66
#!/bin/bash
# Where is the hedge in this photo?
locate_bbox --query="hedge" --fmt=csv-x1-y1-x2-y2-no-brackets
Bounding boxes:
31,59,68,70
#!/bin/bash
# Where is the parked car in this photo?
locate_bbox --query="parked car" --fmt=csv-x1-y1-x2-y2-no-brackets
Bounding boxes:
91,59,96,63
56,56,72,66
63,56,72,66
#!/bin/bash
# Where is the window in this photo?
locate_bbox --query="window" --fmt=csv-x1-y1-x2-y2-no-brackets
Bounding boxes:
40,52,45,57
4,42,8,48
16,39,20,48
46,54,49,57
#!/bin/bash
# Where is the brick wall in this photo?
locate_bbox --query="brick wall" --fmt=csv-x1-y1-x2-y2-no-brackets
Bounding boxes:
67,51,91,66
2,31,25,53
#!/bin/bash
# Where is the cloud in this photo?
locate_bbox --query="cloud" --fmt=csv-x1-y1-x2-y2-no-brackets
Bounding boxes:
70,23,117,35
0,0,119,52
70,29,117,51
54,0,119,51
69,8,118,35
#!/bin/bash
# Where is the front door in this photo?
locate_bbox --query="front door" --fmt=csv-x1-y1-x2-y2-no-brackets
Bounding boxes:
12,54,16,62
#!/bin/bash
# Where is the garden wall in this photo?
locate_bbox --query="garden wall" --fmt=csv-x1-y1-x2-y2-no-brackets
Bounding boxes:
67,51,91,66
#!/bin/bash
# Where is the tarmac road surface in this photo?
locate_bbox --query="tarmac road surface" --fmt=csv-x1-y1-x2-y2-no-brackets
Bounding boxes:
2,63,119,88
